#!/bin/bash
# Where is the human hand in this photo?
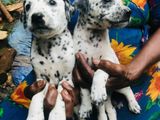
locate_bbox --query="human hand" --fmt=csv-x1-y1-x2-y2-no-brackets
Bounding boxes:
73,52,133,90
93,59,126,77
93,58,143,81
93,59,137,89
72,52,94,89
61,81,80,118
24,80,47,99
43,84,58,120
24,81,58,120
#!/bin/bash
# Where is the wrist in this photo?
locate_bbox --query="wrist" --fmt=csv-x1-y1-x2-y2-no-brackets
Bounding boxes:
125,62,144,81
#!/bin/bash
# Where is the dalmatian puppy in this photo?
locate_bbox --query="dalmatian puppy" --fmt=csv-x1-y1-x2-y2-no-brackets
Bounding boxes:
22,0,75,120
73,0,141,119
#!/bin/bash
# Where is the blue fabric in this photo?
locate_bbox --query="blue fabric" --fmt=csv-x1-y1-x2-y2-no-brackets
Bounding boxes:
68,0,79,33
1,0,160,120
114,75,160,120
108,0,160,119
0,98,28,120
109,28,143,54
68,11,79,33
8,20,32,57
8,21,34,85
127,1,149,27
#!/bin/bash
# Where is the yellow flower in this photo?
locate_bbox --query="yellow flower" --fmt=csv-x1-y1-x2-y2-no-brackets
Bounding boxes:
132,0,146,10
111,39,136,65
146,71,160,102
11,81,31,108
146,64,158,76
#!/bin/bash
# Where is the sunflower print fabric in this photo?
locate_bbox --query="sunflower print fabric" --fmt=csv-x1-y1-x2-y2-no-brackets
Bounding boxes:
0,0,160,120
10,81,31,108
123,0,149,27
111,39,136,65
109,0,160,120
110,39,160,120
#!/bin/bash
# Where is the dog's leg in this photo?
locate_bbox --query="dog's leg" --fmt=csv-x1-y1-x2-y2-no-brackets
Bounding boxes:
91,69,108,106
105,96,117,120
79,88,92,119
49,74,73,120
98,105,108,120
27,83,49,120
48,85,66,120
116,87,141,114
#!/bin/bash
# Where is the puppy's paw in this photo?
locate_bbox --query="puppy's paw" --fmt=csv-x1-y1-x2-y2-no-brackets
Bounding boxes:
128,100,141,114
91,69,108,106
48,94,66,120
79,103,92,119
91,85,107,106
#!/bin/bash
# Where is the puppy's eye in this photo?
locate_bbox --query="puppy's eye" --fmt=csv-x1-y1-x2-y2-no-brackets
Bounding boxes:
25,4,31,11
49,0,56,5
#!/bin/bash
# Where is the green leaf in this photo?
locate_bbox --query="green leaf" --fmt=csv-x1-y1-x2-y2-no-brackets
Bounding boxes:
146,99,156,111
129,17,143,26
149,112,160,120
0,107,4,118
122,0,131,6
157,99,160,108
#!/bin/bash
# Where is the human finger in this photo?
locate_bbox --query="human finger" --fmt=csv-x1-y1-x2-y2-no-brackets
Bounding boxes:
76,53,94,84
24,80,47,99
72,63,91,88
43,84,58,120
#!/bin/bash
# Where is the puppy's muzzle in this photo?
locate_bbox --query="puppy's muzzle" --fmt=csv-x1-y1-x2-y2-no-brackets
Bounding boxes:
31,12,45,27
123,9,132,21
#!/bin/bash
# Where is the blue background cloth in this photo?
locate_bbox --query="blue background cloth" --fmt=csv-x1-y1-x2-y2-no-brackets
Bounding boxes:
1,0,160,120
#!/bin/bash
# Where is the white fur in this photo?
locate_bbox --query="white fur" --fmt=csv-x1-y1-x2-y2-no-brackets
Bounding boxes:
24,0,68,39
24,0,75,120
73,0,141,119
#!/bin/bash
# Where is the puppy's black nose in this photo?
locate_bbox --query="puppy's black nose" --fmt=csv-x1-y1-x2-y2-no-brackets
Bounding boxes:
31,13,45,25
124,9,132,18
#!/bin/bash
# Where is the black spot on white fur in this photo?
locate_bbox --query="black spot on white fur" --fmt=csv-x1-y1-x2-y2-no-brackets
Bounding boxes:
54,70,60,78
25,0,75,119
39,61,44,65
40,74,50,82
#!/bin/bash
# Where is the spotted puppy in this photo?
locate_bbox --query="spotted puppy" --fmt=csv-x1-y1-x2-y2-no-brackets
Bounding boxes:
73,0,141,119
22,0,74,120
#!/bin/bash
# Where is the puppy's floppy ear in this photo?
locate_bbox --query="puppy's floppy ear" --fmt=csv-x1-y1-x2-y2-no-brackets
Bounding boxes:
21,0,27,29
64,0,75,21
73,0,89,13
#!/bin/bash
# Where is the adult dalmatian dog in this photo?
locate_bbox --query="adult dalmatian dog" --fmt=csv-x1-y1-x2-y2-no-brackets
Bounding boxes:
22,0,75,120
73,0,141,119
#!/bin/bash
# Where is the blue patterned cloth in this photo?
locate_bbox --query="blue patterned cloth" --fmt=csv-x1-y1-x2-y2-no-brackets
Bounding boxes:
8,21,34,86
1,0,160,120
109,0,160,120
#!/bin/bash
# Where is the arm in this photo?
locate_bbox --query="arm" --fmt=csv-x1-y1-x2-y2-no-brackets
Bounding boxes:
73,29,160,89
93,28,160,81
127,28,160,79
